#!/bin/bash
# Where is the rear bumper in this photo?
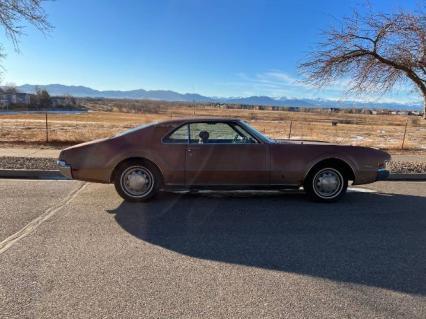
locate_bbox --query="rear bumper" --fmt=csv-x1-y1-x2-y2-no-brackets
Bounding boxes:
376,169,390,181
57,160,72,179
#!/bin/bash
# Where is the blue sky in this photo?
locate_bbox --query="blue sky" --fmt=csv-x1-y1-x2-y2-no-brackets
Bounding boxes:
0,0,423,103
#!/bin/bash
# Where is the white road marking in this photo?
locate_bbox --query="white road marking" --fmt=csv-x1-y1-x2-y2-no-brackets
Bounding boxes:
348,187,377,193
0,182,87,255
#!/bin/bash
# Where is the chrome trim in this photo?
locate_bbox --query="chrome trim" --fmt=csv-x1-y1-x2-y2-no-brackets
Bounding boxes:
57,160,72,179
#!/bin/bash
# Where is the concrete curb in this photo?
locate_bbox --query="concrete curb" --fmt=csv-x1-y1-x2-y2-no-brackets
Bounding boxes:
0,169,68,180
0,169,425,181
386,174,426,181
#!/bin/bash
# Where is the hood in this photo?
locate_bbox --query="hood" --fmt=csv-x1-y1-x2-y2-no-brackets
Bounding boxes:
275,139,337,146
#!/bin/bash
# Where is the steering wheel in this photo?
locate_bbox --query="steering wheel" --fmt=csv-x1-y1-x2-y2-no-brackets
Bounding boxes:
233,134,242,143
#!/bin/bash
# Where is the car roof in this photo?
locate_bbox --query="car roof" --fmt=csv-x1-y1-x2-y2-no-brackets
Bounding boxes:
156,117,242,126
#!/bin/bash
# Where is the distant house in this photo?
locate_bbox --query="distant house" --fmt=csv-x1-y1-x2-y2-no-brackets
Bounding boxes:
50,96,76,108
51,97,66,107
0,92,32,107
378,110,391,115
15,93,31,104
361,109,373,115
397,111,409,116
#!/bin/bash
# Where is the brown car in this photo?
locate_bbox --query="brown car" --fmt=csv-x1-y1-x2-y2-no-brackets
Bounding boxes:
57,118,390,202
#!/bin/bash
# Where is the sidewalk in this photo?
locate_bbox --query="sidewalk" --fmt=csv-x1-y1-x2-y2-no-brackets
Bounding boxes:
0,148,60,158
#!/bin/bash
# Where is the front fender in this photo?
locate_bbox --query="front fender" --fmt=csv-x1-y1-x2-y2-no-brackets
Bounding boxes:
302,152,359,181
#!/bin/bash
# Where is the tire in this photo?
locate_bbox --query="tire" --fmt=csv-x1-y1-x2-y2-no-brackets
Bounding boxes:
303,166,348,202
113,160,160,202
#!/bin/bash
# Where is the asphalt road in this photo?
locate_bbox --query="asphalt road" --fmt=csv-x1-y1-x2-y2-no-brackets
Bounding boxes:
0,180,425,318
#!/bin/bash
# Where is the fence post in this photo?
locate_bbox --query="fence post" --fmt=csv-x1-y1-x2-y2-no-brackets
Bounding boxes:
288,121,293,139
45,112,49,143
401,120,408,150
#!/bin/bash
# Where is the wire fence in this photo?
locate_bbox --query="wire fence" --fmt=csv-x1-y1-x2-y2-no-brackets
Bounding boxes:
253,119,425,150
0,110,425,150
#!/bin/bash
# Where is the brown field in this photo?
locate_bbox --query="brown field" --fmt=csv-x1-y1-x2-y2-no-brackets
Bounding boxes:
1,101,426,153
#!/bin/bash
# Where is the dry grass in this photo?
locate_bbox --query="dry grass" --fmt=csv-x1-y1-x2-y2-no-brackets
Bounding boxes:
0,104,425,152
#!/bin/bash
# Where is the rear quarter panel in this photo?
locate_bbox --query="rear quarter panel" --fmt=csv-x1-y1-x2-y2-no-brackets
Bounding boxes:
102,123,186,184
60,123,186,184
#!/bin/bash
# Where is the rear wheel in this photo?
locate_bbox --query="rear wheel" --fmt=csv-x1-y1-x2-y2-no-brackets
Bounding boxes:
114,160,160,202
304,166,348,202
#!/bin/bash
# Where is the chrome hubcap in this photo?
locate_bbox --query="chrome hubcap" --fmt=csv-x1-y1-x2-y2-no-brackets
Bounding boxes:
121,166,154,197
313,168,342,198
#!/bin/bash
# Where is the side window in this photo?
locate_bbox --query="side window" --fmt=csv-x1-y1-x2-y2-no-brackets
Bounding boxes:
189,122,257,144
163,124,188,143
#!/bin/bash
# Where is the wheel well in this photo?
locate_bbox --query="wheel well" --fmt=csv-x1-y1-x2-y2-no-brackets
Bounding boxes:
110,157,164,185
306,158,355,181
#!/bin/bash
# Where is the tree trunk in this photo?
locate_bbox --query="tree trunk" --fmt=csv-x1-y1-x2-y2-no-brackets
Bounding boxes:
403,71,426,119
421,90,426,119
424,95,426,119
414,85,426,119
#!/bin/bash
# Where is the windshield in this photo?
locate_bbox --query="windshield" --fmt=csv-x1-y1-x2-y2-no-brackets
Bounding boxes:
239,121,276,143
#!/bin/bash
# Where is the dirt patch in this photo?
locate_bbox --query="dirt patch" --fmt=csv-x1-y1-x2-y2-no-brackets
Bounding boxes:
1,107,425,150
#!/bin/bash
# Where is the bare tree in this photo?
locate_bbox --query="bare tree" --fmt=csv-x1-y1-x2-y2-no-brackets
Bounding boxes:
300,10,426,118
36,87,51,108
0,0,51,48
2,82,17,93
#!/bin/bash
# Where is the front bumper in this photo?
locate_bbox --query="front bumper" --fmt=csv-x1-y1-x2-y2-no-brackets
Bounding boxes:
57,160,72,179
376,168,390,181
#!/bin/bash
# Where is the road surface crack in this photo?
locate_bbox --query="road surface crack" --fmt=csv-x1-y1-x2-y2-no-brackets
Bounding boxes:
0,182,87,255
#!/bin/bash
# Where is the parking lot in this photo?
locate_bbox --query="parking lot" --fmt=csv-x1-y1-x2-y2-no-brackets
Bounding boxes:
0,180,425,318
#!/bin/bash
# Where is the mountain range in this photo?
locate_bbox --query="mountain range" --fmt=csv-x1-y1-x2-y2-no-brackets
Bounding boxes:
16,84,423,111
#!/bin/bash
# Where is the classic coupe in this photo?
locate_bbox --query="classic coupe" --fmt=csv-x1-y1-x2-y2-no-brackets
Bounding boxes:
57,118,390,202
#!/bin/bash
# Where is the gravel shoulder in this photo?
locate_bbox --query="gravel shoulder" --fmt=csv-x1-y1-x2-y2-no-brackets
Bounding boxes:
0,157,57,170
388,160,426,174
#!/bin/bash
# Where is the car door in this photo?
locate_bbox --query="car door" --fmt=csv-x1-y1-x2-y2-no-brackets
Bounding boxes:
185,121,269,186
159,123,189,186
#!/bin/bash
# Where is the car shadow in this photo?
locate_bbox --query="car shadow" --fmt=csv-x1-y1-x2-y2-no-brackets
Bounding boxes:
107,190,426,295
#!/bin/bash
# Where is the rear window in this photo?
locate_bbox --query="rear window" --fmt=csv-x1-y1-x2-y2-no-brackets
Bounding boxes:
163,124,189,143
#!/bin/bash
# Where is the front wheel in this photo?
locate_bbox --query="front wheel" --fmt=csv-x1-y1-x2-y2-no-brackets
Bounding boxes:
114,161,160,202
304,167,348,202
